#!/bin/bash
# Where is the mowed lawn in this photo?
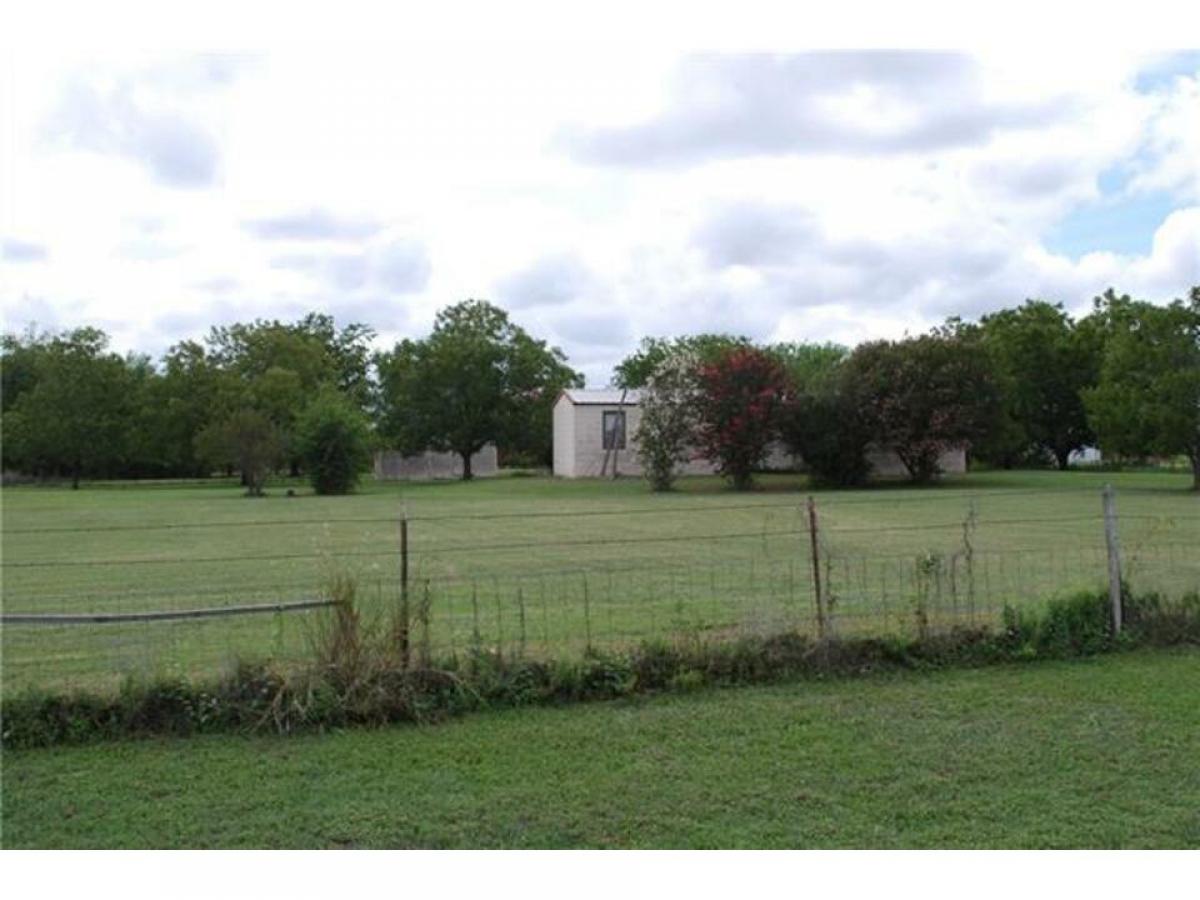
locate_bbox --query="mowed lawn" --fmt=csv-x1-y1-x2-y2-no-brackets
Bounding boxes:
3,649,1198,848
2,469,1197,694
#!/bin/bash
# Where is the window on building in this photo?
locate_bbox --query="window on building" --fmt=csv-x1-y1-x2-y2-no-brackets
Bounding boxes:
602,410,626,450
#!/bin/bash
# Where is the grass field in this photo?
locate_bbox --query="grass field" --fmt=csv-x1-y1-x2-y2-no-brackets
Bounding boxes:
3,648,1197,848
2,469,1197,693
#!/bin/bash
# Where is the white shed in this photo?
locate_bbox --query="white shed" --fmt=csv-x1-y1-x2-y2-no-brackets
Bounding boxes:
551,389,794,478
551,389,966,480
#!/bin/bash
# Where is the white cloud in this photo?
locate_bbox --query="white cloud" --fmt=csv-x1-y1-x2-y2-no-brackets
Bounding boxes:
244,209,381,241
1127,71,1200,202
43,59,236,188
1,48,1196,385
562,52,1078,167
1,238,49,262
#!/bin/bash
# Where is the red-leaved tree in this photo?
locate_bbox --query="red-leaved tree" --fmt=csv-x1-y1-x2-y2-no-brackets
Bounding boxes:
694,346,788,490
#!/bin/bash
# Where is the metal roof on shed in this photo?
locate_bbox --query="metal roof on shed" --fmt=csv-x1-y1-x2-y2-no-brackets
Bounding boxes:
559,388,643,405
560,389,642,405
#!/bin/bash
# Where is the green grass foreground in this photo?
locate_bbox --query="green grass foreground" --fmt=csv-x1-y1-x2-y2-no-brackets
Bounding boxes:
3,648,1198,849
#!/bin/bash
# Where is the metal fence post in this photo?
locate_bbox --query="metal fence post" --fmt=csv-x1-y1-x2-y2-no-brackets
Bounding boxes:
806,496,826,639
398,513,411,667
1102,484,1122,635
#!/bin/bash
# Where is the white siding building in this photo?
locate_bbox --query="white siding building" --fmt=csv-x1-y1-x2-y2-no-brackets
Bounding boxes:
552,389,795,478
551,389,965,480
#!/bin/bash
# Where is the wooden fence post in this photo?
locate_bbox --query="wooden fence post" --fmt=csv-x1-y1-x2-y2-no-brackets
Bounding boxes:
807,496,826,639
1102,484,1122,635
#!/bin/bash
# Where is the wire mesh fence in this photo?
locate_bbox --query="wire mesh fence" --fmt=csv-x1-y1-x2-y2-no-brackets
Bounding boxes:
2,484,1196,695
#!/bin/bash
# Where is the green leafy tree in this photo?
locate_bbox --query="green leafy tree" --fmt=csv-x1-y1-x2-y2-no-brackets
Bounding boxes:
1083,287,1200,489
614,334,751,389
4,328,135,487
295,390,375,495
766,342,848,387
1,327,48,413
375,300,581,479
979,300,1100,469
2,327,52,473
154,340,227,476
196,408,283,497
849,333,1001,484
293,313,377,411
778,355,874,488
634,351,700,491
205,316,371,473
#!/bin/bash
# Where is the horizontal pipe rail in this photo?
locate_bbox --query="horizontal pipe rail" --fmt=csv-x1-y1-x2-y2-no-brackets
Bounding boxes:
1,598,335,625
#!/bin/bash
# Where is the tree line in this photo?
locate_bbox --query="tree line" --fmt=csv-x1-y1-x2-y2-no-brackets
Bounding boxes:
621,286,1200,491
1,287,1197,493
1,303,581,494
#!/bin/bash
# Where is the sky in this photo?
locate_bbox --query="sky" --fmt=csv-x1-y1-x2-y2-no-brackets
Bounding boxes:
1,45,1198,386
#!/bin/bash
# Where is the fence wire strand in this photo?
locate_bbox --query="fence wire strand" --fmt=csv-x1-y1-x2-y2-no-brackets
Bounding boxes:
3,487,1197,695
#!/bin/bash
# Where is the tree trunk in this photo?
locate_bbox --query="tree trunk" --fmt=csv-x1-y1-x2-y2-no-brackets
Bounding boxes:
1055,448,1072,470
461,450,473,481
1191,451,1199,492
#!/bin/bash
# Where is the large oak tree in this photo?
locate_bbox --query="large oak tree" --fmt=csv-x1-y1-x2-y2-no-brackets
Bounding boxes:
375,300,581,478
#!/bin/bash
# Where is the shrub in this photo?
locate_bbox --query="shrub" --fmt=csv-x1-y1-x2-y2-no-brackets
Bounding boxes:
1034,590,1113,656
694,347,788,490
295,390,374,495
1125,589,1200,645
634,353,699,492
778,369,873,487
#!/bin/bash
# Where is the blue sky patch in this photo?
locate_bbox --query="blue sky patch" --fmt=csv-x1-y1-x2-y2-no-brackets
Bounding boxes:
1135,50,1200,93
1045,189,1178,259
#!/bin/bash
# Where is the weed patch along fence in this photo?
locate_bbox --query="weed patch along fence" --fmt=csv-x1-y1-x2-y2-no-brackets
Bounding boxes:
1,484,1196,696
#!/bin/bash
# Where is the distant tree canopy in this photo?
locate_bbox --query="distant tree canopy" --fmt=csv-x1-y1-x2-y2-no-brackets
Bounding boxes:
976,300,1101,470
375,300,582,478
2,286,1196,492
3,328,138,487
766,342,849,392
613,334,751,389
1083,287,1200,490
0,316,377,489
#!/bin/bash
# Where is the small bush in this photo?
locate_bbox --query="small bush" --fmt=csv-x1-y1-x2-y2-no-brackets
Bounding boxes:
1125,590,1200,645
1034,591,1113,656
630,639,683,690
295,390,374,495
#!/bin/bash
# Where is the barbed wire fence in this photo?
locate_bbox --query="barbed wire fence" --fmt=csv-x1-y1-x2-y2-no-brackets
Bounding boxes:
2,485,1196,695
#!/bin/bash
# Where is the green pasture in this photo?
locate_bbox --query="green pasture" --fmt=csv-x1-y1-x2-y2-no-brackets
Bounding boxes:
4,648,1198,848
2,469,1196,694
